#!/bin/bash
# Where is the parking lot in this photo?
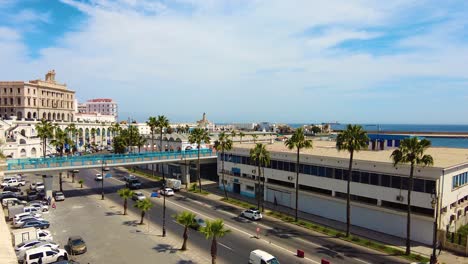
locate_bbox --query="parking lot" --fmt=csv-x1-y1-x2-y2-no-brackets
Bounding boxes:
2,172,200,264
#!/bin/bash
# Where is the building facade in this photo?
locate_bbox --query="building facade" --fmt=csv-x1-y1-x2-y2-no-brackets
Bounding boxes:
218,141,468,245
0,70,75,121
83,98,118,119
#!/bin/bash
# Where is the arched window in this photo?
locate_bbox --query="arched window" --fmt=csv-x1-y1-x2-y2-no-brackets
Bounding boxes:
27,112,31,119
31,148,37,157
20,149,27,157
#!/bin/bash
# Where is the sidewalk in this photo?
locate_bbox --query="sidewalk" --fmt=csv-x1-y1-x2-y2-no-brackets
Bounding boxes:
200,180,467,264
0,169,18,264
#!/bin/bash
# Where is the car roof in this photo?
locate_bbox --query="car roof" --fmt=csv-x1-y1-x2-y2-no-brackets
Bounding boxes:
251,249,275,260
25,246,57,254
69,236,83,240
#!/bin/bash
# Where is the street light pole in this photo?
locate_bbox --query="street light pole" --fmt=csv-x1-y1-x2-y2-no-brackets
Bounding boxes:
431,188,439,264
101,161,105,200
162,182,166,237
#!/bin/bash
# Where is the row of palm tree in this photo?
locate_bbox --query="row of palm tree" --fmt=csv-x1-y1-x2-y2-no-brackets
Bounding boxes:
117,187,229,264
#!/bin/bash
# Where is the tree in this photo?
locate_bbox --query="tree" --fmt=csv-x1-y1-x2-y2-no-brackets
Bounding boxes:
336,124,369,237
175,211,197,250
185,124,190,134
65,123,77,153
117,188,135,215
147,116,157,152
166,126,174,134
239,132,245,144
136,134,146,153
230,131,236,140
200,219,231,264
36,119,53,158
78,179,84,188
214,132,233,200
311,125,321,134
134,198,153,225
113,135,127,154
251,134,258,143
285,127,312,221
155,115,170,152
249,143,270,211
50,127,72,156
188,128,211,192
391,137,434,255
111,122,121,137
91,128,96,144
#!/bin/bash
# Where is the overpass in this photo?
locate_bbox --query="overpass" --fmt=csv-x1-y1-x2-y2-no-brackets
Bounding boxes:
4,149,217,175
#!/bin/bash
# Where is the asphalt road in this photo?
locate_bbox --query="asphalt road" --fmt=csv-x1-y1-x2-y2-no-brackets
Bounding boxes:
73,167,409,264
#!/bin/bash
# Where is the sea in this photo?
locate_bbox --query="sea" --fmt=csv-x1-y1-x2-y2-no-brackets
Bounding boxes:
288,124,468,149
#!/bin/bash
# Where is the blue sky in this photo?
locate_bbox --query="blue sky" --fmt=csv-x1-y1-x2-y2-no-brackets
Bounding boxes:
1,0,468,124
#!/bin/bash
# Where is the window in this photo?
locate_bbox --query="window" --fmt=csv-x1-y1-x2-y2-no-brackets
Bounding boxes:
288,162,295,172
413,179,425,192
401,177,409,190
334,169,343,180
381,174,391,187
391,176,401,189
268,178,294,188
370,173,379,185
246,185,254,191
326,168,334,178
303,164,311,174
352,171,360,182
29,253,43,260
46,251,55,256
387,140,393,147
318,166,325,177
300,185,332,196
271,160,277,169
310,165,318,175
425,180,435,194
277,161,283,171
360,172,369,184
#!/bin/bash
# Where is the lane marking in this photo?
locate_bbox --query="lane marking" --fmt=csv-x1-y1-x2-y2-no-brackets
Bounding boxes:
218,242,234,251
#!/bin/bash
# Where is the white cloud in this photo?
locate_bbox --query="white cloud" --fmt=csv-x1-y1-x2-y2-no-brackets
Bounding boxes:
0,26,20,41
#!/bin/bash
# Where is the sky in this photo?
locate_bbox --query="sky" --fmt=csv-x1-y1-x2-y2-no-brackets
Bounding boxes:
0,0,467,124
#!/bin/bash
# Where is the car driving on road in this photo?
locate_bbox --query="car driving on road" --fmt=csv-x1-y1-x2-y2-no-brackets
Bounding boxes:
95,174,103,181
160,188,174,196
132,191,146,201
67,236,87,255
241,209,263,221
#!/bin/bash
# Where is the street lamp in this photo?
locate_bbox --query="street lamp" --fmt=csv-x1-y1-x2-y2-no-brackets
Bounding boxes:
430,188,439,264
101,160,106,200
162,181,167,237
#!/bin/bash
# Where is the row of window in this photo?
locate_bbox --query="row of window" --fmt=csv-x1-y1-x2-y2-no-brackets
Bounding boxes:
222,154,436,194
452,172,468,189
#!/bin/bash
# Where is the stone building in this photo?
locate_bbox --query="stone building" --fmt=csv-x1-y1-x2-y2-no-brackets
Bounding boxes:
0,70,75,121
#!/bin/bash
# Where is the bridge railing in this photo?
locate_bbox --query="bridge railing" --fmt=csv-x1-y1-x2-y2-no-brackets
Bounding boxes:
7,149,215,171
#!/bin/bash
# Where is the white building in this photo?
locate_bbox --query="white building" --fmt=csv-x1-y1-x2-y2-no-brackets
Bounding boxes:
82,98,118,119
231,122,256,131
74,112,116,123
218,140,468,245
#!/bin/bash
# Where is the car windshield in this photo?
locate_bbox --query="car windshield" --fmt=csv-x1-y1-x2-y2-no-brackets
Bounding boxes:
56,192,63,196
267,258,280,264
71,239,84,246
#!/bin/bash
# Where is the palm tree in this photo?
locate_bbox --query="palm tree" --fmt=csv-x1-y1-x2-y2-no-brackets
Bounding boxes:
230,131,236,142
36,119,53,158
91,128,96,144
78,179,84,188
251,134,258,143
175,211,197,250
285,128,312,221
111,122,121,137
239,132,245,144
117,188,135,215
155,115,169,152
189,128,211,192
200,219,231,264
146,116,157,152
136,134,146,153
250,143,270,211
391,137,434,255
134,198,153,225
50,127,71,156
214,132,233,199
336,124,369,237
65,123,77,151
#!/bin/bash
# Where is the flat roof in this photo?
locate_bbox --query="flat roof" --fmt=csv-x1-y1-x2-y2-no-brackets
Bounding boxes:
234,140,468,168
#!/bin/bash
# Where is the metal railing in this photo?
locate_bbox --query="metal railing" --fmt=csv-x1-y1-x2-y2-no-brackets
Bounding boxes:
6,149,214,171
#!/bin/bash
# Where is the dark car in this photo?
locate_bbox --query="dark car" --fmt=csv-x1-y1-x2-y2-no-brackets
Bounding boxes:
0,192,20,202
67,236,87,255
21,220,50,229
2,186,21,193
26,190,39,201
189,217,207,230
126,179,142,189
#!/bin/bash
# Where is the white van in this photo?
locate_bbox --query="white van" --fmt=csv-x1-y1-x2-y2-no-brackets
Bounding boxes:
249,250,280,264
23,247,68,264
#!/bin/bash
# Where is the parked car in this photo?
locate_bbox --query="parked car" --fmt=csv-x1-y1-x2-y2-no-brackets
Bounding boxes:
103,167,110,171
67,236,87,255
37,229,53,241
14,212,42,221
23,206,41,214
2,197,26,207
160,188,174,196
28,202,49,212
35,182,45,191
249,249,280,264
21,220,50,229
190,217,207,230
132,191,146,201
94,174,103,181
241,209,263,221
54,192,65,201
14,217,45,228
1,179,26,187
23,247,68,264
15,239,47,253
26,190,39,201
124,175,136,182
126,179,141,189
16,241,60,261
3,186,22,193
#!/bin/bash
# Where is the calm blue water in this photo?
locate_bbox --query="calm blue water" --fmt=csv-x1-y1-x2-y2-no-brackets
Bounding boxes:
288,123,468,149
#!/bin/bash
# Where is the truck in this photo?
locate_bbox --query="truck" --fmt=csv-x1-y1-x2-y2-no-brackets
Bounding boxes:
165,179,181,191
126,179,142,189
1,179,26,188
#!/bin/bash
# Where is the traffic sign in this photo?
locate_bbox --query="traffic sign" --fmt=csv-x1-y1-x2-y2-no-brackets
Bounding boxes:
105,173,112,178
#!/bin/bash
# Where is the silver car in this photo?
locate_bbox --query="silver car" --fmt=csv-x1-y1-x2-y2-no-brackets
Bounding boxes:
54,192,65,201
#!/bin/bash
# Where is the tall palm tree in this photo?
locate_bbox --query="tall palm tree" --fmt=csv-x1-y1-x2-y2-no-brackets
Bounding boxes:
189,128,211,192
134,198,153,225
239,132,245,144
251,134,258,143
391,137,434,255
51,127,71,156
214,132,233,199
285,128,312,221
249,143,270,211
90,128,96,144
36,119,53,158
65,123,77,153
136,134,146,153
155,115,170,152
200,219,231,264
117,188,135,215
230,131,236,142
111,122,121,137
336,124,369,237
175,211,197,250
147,116,158,152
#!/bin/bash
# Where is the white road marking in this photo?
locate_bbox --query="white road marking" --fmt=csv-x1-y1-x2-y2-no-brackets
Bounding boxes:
218,242,234,251
353,257,372,264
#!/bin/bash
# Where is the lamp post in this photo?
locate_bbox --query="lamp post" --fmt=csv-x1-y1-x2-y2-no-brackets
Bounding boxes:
430,188,439,264
101,161,106,200
162,181,167,237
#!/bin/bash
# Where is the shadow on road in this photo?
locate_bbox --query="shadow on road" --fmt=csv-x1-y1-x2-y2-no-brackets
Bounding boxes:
152,244,179,253
177,260,196,264
123,220,139,227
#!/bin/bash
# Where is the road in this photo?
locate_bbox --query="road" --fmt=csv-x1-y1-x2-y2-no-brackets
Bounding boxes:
73,167,409,264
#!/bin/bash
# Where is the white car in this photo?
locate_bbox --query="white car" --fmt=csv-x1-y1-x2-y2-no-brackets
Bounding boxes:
132,191,146,201
28,203,49,212
15,240,58,253
14,212,42,221
23,247,68,264
160,188,174,196
17,241,60,261
14,216,45,228
54,191,65,201
2,197,27,207
1,179,26,187
35,182,45,191
241,209,263,221
37,229,53,241
95,173,103,181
